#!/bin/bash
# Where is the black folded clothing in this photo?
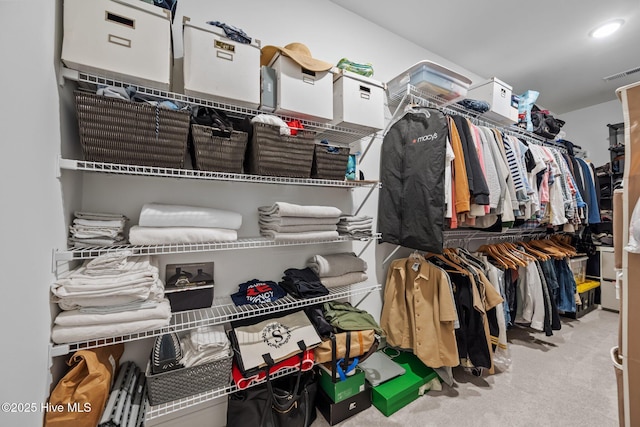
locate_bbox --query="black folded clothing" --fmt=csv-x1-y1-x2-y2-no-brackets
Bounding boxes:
280,267,329,299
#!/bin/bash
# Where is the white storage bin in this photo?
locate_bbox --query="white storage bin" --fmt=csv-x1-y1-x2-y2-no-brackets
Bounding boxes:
387,60,472,103
601,248,616,281
332,70,385,132
270,53,334,122
182,18,261,108
467,77,519,125
62,0,172,89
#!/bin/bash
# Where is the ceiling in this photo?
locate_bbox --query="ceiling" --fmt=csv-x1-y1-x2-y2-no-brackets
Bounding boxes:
331,0,640,114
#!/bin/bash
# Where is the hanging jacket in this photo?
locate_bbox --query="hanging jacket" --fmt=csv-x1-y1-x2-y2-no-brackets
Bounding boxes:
378,108,448,253
451,116,490,205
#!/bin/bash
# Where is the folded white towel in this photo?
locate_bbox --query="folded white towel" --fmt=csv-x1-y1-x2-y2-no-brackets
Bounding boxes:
128,226,238,245
56,279,165,310
70,228,123,239
70,237,125,247
139,203,242,230
259,222,338,233
180,339,231,368
258,202,342,218
337,224,373,233
338,215,373,223
55,299,171,327
307,253,368,278
259,216,340,226
260,230,339,242
188,325,229,351
74,218,126,228
51,316,171,344
320,272,368,288
85,251,133,270
75,211,128,221
79,300,158,314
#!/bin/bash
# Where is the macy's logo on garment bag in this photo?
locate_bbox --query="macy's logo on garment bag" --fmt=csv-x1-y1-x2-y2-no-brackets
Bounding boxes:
412,132,438,143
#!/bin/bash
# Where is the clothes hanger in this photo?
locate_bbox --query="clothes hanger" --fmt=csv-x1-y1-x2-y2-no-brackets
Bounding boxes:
477,245,513,270
424,252,469,276
503,242,538,263
493,243,527,268
517,241,550,261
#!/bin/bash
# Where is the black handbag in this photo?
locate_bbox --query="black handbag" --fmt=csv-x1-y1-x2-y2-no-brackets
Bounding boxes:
531,105,565,139
227,350,318,427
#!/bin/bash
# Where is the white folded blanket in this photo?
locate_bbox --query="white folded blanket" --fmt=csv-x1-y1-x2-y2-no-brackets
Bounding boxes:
179,325,232,368
51,316,171,344
307,253,368,278
339,215,373,223
320,272,368,288
70,237,125,247
55,299,171,327
139,203,242,230
85,251,132,271
259,222,337,233
56,280,164,310
70,228,123,239
128,226,238,245
261,230,339,242
259,202,342,218
187,325,229,351
337,224,373,232
259,216,340,226
79,299,158,314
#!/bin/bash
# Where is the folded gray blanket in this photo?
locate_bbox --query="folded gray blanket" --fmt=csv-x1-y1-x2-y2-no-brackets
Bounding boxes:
307,252,368,278
320,272,368,288
259,215,340,226
259,222,337,233
259,202,342,218
260,230,339,242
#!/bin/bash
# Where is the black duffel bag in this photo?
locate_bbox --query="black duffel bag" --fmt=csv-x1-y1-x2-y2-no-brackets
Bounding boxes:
531,105,565,139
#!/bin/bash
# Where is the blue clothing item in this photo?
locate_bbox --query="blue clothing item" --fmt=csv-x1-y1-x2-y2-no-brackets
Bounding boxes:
554,259,577,313
206,21,252,44
231,279,287,306
577,158,601,224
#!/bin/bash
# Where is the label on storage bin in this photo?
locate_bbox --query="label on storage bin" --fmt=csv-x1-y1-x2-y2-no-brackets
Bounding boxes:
215,40,235,53
359,384,365,392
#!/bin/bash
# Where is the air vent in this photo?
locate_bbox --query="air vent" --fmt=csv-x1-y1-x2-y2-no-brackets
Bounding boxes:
603,66,640,81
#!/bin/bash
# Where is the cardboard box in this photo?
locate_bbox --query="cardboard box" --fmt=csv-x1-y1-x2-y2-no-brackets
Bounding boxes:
318,364,366,403
467,77,519,125
316,384,371,425
182,18,261,108
62,0,172,89
332,70,385,132
164,262,214,312
371,350,439,417
270,53,334,122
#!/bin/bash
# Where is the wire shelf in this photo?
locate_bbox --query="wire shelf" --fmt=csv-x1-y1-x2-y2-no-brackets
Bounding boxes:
386,84,566,152
55,234,381,261
145,362,309,421
58,157,379,188
49,282,381,358
62,67,377,146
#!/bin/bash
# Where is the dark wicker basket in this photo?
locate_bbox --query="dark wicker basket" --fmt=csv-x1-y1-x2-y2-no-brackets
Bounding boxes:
74,91,190,168
146,354,233,406
190,125,248,173
246,122,315,178
311,144,350,180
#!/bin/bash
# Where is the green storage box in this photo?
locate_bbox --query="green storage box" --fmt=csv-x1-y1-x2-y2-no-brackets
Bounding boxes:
318,364,366,403
371,349,439,417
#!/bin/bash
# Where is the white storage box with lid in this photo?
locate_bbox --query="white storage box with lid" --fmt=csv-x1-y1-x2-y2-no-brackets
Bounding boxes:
386,60,472,103
332,70,385,132
467,77,519,125
270,53,334,122
182,18,261,108
61,0,172,89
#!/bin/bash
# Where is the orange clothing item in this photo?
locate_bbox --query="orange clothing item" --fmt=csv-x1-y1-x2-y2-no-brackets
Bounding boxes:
448,117,471,214
381,257,459,369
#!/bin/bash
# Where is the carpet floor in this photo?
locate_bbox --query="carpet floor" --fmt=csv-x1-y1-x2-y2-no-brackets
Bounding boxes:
312,308,619,427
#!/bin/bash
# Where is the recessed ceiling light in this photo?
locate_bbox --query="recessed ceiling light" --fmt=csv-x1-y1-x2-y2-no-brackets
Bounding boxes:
590,19,624,38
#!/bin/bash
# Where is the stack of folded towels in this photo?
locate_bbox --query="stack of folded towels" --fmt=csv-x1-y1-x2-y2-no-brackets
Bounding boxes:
179,325,232,368
307,252,368,288
50,252,171,344
128,203,242,245
258,202,341,242
337,215,373,238
69,211,128,248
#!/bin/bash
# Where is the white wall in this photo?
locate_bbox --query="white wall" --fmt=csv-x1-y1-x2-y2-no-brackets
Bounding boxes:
559,99,624,167
0,1,67,426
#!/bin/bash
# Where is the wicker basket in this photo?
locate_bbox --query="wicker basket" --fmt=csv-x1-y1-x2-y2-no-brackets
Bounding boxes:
74,91,190,168
311,144,350,180
146,354,233,406
190,125,248,173
246,122,315,177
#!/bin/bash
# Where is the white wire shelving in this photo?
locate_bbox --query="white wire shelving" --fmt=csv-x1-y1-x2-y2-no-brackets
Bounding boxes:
54,234,380,262
49,282,381,358
61,67,378,146
144,362,313,421
58,157,380,188
386,84,568,152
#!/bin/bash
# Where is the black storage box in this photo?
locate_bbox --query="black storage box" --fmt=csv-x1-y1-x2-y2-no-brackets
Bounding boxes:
316,383,371,425
165,262,214,312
